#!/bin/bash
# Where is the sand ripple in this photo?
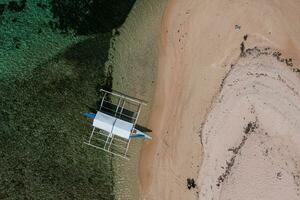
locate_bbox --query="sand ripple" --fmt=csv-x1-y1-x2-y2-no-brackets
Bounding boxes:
198,48,300,200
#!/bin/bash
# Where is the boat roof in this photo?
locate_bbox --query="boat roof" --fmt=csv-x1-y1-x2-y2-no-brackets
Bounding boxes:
93,111,132,139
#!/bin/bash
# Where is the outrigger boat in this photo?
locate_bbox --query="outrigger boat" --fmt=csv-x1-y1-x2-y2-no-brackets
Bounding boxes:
83,89,152,159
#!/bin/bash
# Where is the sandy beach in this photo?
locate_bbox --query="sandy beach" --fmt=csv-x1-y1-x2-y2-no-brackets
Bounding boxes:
108,0,167,199
139,0,300,199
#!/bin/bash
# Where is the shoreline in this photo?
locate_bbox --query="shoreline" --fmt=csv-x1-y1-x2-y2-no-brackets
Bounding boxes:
107,0,167,199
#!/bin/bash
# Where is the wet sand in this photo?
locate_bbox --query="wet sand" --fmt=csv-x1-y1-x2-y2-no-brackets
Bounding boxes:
139,0,300,199
107,0,167,199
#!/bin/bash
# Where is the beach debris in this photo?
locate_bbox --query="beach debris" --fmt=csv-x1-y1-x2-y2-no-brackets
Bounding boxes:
187,178,196,189
240,42,245,57
240,46,299,73
272,51,294,67
244,46,271,57
292,173,300,187
263,148,269,156
244,121,257,134
286,58,294,67
199,122,205,145
218,121,258,187
276,172,282,180
235,24,241,31
240,35,248,57
293,68,300,73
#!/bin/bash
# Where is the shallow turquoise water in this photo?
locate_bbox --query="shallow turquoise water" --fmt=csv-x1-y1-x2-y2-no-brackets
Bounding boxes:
0,0,84,80
0,0,135,199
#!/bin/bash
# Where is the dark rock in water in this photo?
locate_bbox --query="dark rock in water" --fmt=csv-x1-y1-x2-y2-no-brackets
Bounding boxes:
15,43,21,49
13,37,21,48
88,106,97,114
48,20,56,30
13,37,20,42
115,29,120,36
187,178,196,189
12,17,17,23
7,0,26,12
0,4,6,16
49,0,136,35
36,2,48,9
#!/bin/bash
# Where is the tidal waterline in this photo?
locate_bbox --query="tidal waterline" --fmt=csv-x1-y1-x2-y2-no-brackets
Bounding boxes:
107,0,167,199
0,0,135,199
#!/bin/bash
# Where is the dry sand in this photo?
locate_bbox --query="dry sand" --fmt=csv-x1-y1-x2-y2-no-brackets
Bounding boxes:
199,48,300,200
139,0,300,199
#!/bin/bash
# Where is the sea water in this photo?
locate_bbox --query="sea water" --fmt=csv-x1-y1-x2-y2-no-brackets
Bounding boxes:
0,0,135,199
